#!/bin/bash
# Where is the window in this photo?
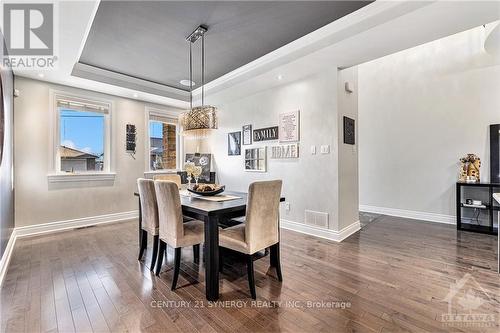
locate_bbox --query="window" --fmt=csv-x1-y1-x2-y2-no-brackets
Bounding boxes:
50,91,112,179
147,108,181,172
59,109,105,172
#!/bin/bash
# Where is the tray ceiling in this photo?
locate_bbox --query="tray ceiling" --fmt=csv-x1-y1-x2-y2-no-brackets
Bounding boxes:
78,1,372,91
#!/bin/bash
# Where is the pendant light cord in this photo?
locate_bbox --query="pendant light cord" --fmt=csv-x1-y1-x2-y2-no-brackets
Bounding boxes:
202,34,205,107
189,42,193,110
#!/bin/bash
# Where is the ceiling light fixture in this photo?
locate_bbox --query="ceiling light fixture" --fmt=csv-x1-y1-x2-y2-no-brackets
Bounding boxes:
180,25,217,140
38,73,44,78
133,93,139,98
180,79,196,87
277,74,283,80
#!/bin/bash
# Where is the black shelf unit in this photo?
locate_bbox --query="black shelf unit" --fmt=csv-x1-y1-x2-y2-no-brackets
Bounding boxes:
456,182,499,235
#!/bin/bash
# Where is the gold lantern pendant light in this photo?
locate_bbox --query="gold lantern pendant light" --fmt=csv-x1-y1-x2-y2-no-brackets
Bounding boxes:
180,25,217,139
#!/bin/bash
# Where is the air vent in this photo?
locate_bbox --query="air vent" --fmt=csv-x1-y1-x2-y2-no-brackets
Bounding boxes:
304,210,329,228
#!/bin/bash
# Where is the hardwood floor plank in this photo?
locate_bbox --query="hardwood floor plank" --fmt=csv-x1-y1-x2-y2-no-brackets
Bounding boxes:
1,216,498,333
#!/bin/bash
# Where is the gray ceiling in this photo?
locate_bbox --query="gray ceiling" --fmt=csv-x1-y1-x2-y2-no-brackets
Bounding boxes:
79,1,372,91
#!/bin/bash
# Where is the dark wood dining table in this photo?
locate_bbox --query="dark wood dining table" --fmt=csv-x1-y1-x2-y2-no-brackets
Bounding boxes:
134,190,285,301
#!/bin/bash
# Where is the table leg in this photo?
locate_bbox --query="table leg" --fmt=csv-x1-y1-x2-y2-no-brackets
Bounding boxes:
204,215,219,301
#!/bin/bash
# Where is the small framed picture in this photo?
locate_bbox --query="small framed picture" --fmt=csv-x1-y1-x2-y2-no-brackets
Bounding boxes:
244,147,267,172
343,116,355,145
242,124,252,145
228,131,241,155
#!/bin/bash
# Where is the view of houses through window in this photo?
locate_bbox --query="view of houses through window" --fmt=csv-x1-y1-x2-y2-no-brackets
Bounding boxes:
150,120,177,170
59,109,105,172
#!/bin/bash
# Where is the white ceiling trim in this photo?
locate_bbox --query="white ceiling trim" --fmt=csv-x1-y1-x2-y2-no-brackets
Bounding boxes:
191,0,431,98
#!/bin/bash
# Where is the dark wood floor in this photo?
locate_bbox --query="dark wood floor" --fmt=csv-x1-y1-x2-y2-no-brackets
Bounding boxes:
1,215,499,333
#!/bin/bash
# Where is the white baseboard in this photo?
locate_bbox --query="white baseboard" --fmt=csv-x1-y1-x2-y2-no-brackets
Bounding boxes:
0,230,17,287
281,219,361,242
15,210,138,239
359,205,455,225
0,210,138,286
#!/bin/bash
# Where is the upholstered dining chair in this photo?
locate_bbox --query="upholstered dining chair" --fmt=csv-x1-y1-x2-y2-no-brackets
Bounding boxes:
154,180,205,290
137,178,160,271
153,174,182,189
219,180,283,299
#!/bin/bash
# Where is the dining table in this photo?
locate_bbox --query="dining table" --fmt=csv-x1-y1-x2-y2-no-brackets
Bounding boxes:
134,189,285,301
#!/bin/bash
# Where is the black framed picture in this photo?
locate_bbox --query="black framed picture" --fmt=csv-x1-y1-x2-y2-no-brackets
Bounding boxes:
343,116,355,145
228,131,241,155
242,124,252,145
253,126,279,142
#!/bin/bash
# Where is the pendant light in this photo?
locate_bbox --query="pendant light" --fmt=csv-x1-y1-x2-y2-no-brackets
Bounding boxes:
180,25,217,139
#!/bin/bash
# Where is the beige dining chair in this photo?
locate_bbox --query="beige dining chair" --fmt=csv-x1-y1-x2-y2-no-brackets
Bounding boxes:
137,178,160,271
153,174,182,189
154,180,205,290
219,180,283,299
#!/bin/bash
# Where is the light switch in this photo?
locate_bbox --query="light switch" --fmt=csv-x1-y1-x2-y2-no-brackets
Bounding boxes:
320,145,330,154
310,145,316,155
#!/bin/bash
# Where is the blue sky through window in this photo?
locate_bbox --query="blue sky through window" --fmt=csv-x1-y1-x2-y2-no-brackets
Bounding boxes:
59,109,104,157
150,121,163,138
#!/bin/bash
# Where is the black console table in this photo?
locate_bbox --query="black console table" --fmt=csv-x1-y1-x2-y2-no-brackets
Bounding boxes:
456,182,500,235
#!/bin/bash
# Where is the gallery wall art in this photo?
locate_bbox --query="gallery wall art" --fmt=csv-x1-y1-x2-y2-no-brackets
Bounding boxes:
270,143,299,159
253,126,278,142
242,124,252,145
279,110,300,142
245,147,267,172
228,131,241,155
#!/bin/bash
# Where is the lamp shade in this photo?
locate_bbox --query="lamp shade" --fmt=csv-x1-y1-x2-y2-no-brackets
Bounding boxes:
180,105,218,139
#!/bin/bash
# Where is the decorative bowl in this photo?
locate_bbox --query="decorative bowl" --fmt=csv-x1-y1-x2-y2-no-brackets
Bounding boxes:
188,184,225,196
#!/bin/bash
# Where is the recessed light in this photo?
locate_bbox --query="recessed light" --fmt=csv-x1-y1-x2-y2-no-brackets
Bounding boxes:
133,93,139,98
180,79,196,87
277,75,283,80
38,73,44,78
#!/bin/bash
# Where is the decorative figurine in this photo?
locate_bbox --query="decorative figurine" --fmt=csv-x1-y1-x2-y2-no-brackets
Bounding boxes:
459,154,481,183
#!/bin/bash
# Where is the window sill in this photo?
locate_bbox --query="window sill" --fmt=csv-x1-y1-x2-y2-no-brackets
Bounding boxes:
47,172,116,183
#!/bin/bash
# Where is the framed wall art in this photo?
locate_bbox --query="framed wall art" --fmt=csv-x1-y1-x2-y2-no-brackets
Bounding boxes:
253,126,278,142
279,110,300,142
244,147,267,172
242,124,252,145
343,116,355,145
228,131,241,155
185,153,212,182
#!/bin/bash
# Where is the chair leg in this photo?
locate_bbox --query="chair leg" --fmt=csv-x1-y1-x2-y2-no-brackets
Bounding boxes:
150,235,159,271
246,255,256,299
270,242,283,282
193,244,200,264
171,248,181,291
156,240,166,276
138,229,147,260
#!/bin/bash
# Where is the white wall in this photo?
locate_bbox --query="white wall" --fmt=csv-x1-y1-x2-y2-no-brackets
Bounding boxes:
337,67,359,230
14,77,181,227
196,68,359,233
0,58,14,255
358,25,500,221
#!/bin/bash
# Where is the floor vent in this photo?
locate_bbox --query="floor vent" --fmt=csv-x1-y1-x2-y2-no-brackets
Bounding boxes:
304,210,329,228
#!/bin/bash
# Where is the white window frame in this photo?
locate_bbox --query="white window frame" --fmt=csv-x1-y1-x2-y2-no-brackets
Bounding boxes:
144,106,183,176
48,89,115,183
